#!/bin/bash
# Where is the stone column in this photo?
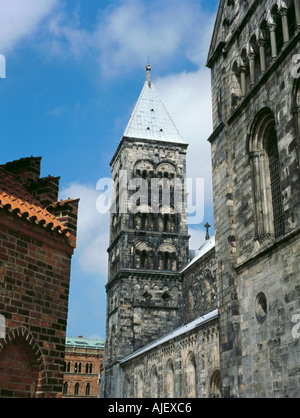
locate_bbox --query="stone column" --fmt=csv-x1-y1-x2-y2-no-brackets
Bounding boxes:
280,7,290,44
269,23,278,61
248,52,256,88
258,39,266,74
239,63,247,98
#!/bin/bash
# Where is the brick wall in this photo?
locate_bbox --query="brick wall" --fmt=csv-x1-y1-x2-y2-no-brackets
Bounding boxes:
0,211,75,397
0,157,78,398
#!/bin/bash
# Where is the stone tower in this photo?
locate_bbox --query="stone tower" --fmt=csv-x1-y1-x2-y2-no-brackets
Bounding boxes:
207,0,300,398
102,66,190,398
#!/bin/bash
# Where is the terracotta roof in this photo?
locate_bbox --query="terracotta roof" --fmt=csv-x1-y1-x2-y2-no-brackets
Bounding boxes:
0,166,71,241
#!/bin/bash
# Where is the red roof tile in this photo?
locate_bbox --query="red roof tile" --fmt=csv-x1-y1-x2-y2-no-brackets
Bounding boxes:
0,166,72,242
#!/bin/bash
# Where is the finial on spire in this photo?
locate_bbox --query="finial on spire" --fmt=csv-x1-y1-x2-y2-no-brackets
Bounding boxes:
146,64,151,86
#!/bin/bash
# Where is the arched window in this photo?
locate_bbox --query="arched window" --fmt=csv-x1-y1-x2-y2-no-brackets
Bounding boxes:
150,366,159,398
86,363,89,373
271,5,284,54
134,242,154,270
89,364,93,374
141,250,148,269
136,371,144,398
74,362,78,373
266,126,285,238
63,382,68,395
158,243,177,271
185,353,197,398
75,382,79,396
86,383,91,396
165,359,175,398
249,109,285,240
67,362,71,372
78,363,82,373
231,61,242,109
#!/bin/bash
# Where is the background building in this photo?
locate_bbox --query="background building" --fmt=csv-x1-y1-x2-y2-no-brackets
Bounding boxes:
0,156,78,398
62,337,104,398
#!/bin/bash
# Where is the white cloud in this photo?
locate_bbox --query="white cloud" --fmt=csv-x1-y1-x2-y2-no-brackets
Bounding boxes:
94,0,215,77
0,0,58,52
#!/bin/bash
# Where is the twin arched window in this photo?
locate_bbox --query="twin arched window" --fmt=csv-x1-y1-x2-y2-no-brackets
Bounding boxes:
134,242,178,271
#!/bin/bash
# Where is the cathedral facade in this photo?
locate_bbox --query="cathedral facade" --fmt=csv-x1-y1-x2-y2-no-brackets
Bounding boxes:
102,0,300,398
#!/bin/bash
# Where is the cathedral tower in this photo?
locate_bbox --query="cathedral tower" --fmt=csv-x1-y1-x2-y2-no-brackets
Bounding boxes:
102,66,189,398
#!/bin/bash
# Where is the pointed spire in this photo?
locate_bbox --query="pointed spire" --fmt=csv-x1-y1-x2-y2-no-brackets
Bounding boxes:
123,66,185,144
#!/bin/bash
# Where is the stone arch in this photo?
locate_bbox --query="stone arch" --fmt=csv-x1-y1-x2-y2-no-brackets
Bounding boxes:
134,160,155,179
156,162,176,179
0,326,46,398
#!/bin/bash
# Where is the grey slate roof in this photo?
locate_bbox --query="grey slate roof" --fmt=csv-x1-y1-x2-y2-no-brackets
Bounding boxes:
123,67,185,144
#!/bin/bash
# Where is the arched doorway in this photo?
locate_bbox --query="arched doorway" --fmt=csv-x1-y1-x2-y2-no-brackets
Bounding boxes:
0,333,43,398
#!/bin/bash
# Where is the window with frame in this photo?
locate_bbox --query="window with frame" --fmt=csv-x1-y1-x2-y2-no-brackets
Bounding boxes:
249,109,285,241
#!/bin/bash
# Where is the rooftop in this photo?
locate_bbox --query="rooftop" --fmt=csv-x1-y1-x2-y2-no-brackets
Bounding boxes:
66,337,105,350
0,164,72,242
182,236,215,273
120,309,218,364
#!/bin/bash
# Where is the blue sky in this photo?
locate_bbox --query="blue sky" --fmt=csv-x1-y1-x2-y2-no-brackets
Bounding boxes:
0,0,219,340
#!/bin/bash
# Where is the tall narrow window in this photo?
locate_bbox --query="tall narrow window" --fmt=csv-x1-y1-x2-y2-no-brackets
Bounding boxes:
249,109,285,241
166,360,175,398
75,383,79,396
267,127,285,238
86,383,91,396
186,353,197,398
63,382,68,395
